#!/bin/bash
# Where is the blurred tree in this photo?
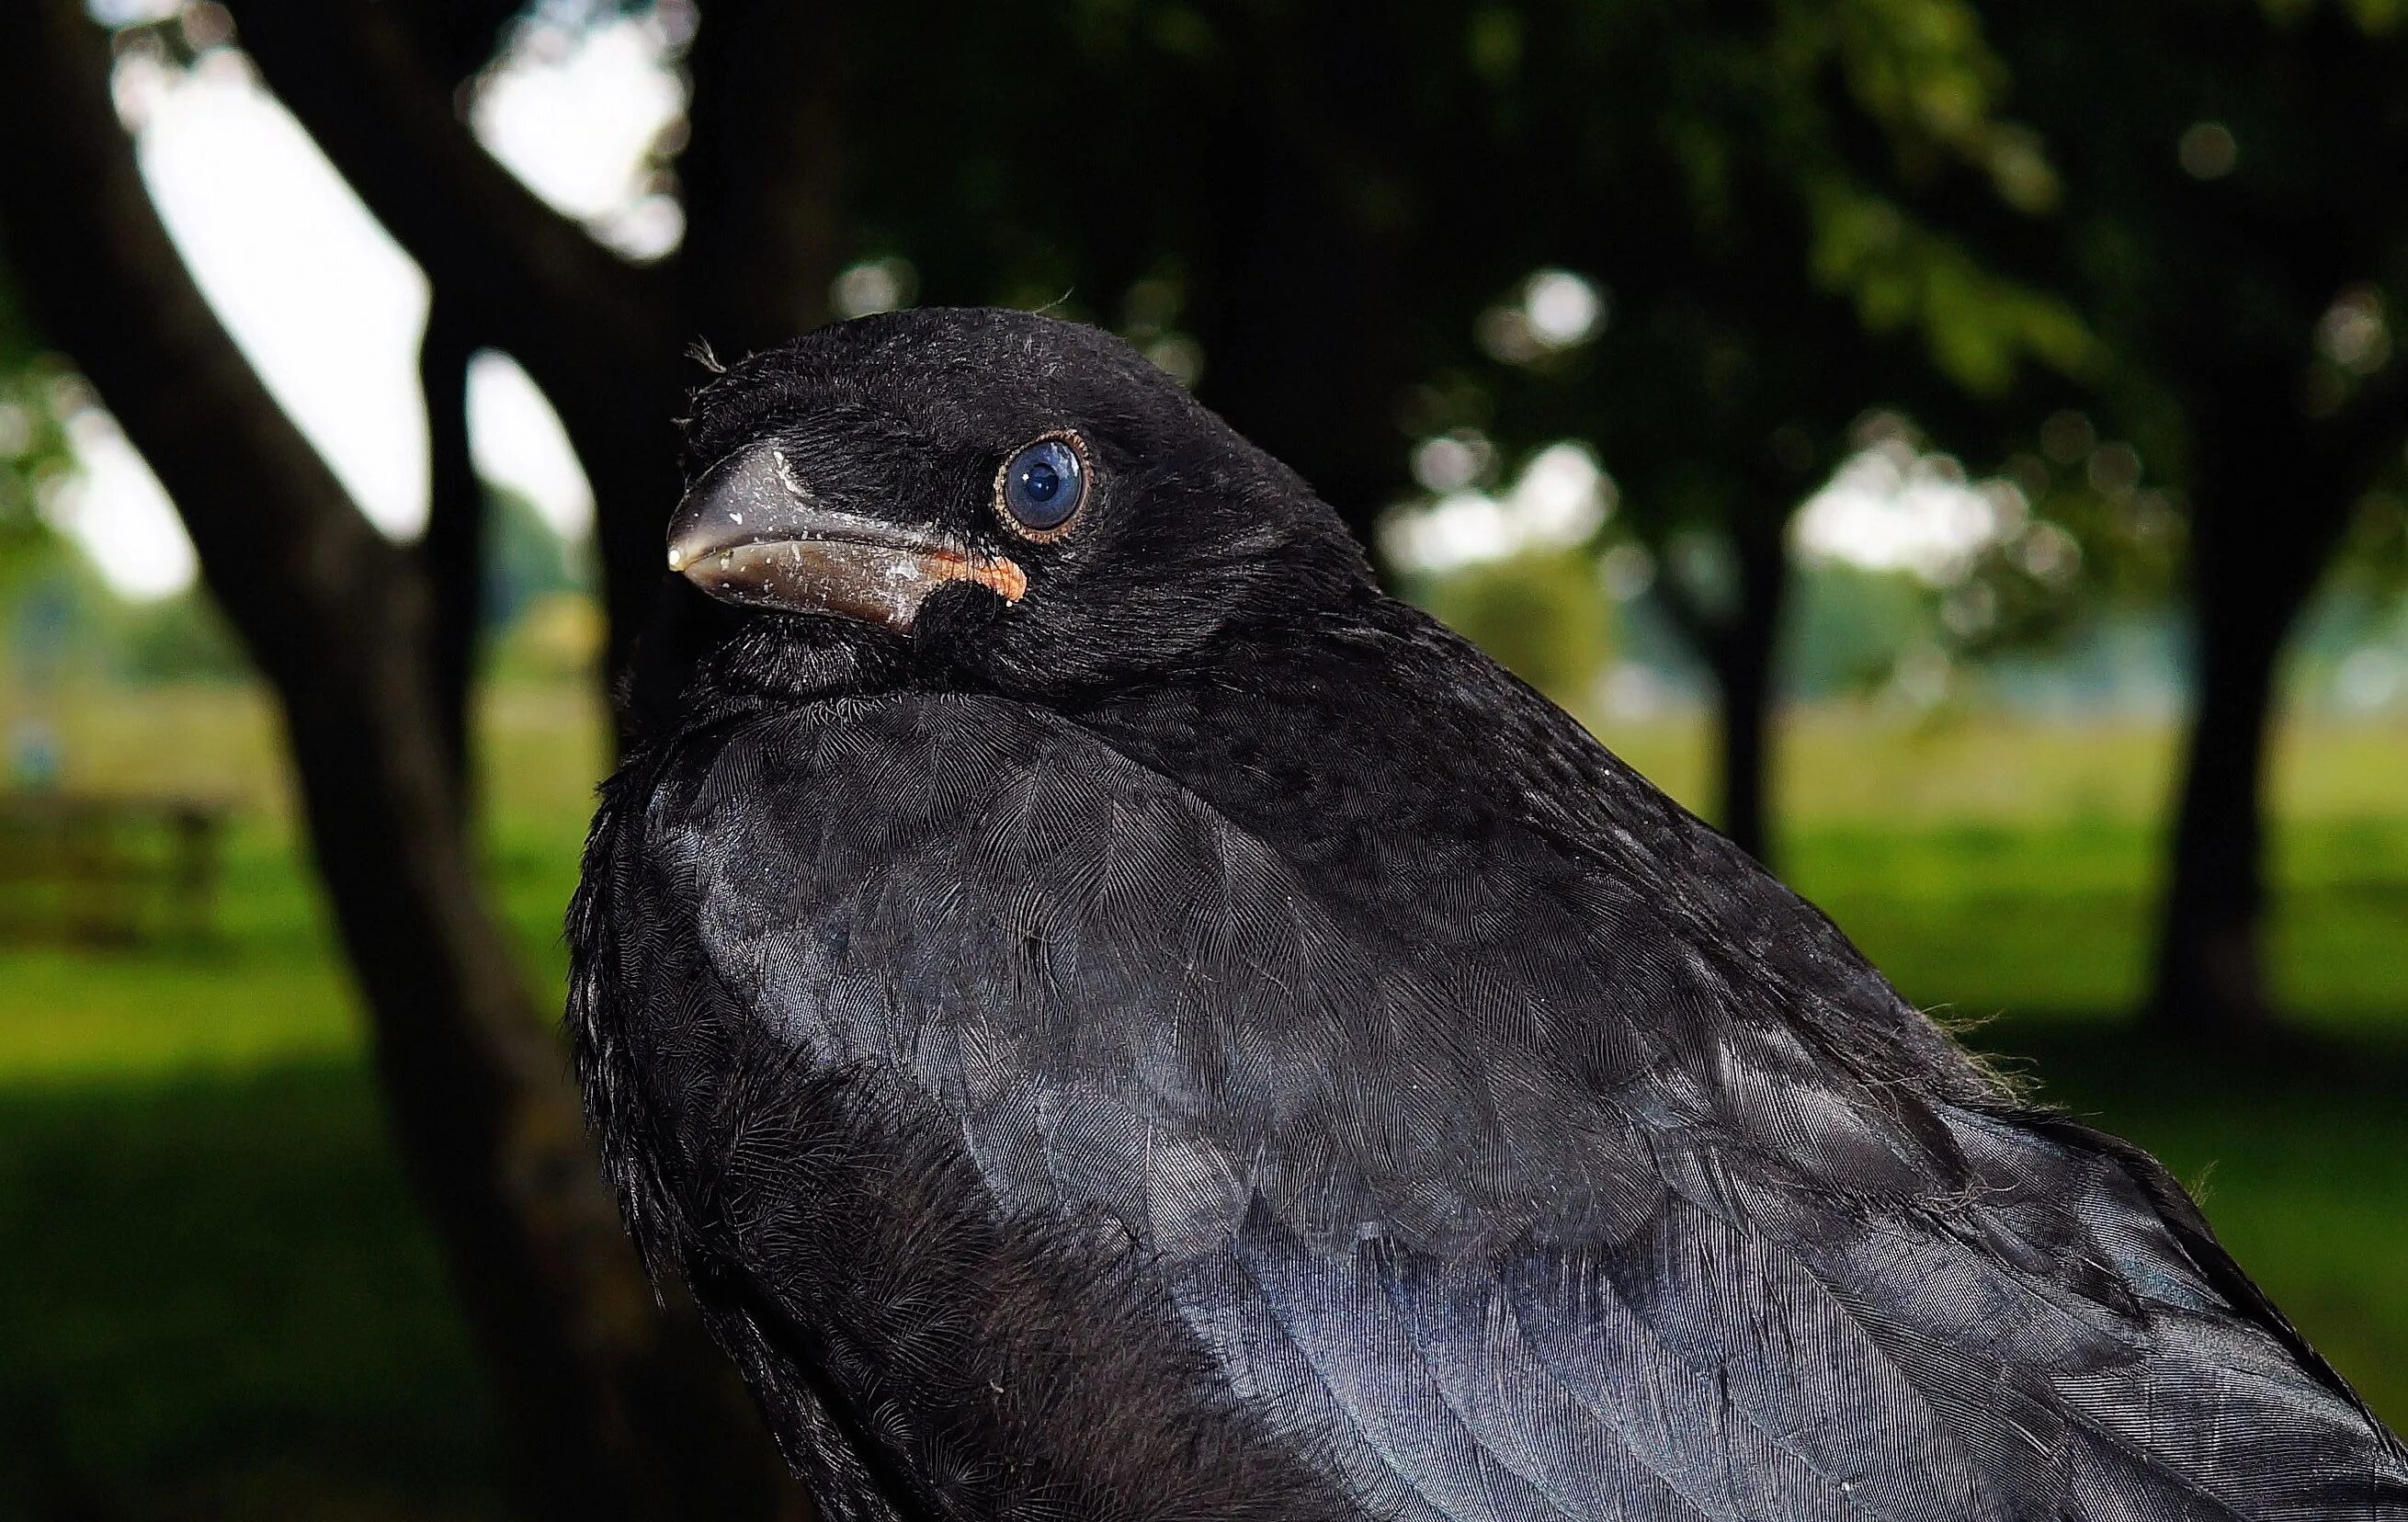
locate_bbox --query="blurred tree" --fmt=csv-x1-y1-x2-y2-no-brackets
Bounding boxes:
0,278,73,596
422,291,483,784
827,0,2093,861
0,6,797,1520
1968,0,2408,1038
1372,0,2096,859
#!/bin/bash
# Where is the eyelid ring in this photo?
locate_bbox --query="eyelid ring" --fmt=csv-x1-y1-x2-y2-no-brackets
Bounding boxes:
993,428,1094,543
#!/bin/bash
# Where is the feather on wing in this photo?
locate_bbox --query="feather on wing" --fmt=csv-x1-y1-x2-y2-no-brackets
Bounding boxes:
573,688,2408,1522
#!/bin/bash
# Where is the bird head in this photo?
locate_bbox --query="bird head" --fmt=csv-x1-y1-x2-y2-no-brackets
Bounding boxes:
642,308,1372,720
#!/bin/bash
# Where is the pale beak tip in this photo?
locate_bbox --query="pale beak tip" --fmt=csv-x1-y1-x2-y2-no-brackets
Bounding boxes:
666,545,686,571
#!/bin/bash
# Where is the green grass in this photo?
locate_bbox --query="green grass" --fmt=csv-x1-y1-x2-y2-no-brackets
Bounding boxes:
0,1064,501,1522
2,682,2403,1518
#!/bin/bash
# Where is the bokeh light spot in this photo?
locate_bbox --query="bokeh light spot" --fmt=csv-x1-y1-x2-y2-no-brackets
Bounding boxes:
2177,121,2237,179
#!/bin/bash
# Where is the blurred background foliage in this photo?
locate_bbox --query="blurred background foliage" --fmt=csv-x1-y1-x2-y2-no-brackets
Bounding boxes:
1,0,2405,1518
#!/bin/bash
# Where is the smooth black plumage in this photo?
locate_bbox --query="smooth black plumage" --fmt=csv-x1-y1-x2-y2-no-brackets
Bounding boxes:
569,308,2408,1522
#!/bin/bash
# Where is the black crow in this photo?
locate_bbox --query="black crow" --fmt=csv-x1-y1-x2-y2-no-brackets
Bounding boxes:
569,308,2407,1522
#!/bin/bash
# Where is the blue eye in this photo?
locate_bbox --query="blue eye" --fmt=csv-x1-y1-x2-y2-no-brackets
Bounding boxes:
997,435,1088,536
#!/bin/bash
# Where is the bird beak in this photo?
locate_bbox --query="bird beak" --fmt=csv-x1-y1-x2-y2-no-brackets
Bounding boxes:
666,441,1027,630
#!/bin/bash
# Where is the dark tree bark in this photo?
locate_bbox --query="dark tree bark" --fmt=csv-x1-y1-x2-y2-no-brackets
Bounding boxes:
2151,392,2371,1039
678,0,845,354
1709,524,1788,867
2154,554,2291,1039
0,6,794,1518
1184,18,1422,552
420,290,482,787
1187,144,1413,549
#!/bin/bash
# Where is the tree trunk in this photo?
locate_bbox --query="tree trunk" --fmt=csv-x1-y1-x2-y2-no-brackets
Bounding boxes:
1184,21,1419,555
678,0,845,355
2152,586,2286,1038
1187,148,1410,549
1650,508,1789,867
1708,529,1786,867
0,7,795,1516
2149,437,2353,1040
420,291,482,789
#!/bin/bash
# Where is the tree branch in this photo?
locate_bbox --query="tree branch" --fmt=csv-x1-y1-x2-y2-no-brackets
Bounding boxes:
226,0,676,430
421,289,482,789
228,0,702,717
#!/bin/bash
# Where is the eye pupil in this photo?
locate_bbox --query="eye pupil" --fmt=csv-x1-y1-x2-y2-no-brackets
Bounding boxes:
999,437,1086,533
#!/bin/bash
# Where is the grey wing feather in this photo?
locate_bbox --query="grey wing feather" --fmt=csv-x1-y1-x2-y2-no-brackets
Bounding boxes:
655,696,2408,1522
